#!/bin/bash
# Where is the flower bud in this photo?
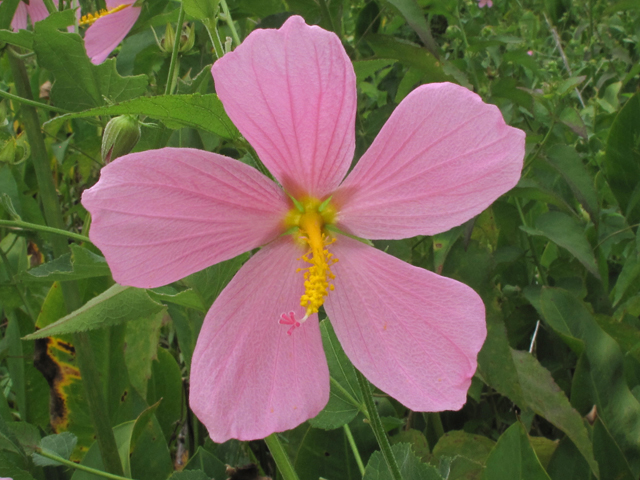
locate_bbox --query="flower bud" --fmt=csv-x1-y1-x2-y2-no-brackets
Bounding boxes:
101,115,141,164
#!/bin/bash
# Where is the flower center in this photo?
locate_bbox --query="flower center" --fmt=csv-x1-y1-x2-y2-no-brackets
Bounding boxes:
79,4,130,26
279,197,338,335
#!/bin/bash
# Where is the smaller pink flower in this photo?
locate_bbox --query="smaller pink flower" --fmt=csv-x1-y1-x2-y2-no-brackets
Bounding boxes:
527,50,534,56
1,0,48,31
80,0,140,64
478,0,493,7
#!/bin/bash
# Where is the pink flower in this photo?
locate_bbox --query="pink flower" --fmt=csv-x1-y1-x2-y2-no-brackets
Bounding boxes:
80,0,140,64
2,0,48,31
81,16,524,442
478,0,493,7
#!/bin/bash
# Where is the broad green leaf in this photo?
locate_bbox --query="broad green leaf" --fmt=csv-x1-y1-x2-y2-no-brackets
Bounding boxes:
353,59,398,82
521,211,599,278
431,431,495,480
511,350,598,477
183,253,249,310
592,418,635,480
540,288,640,476
481,422,551,480
32,432,77,466
147,287,206,312
391,429,430,462
183,0,219,18
125,310,164,398
45,94,239,140
364,443,443,480
547,436,592,480
6,421,40,455
546,145,599,222
366,35,455,84
25,285,165,339
147,348,183,442
477,312,525,407
510,179,575,215
310,319,363,430
604,93,640,222
0,0,19,30
0,452,37,480
383,0,438,53
18,245,111,283
169,471,210,480
33,22,147,112
184,447,227,479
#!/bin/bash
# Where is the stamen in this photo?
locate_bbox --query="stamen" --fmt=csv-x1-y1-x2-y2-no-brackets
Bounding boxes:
79,4,130,26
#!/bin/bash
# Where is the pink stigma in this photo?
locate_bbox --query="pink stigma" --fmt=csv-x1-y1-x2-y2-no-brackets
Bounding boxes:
279,311,301,335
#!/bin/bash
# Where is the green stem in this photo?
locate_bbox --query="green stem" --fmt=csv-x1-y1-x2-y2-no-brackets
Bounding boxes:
0,246,36,323
355,370,404,480
35,450,129,480
42,0,57,13
8,49,124,477
515,198,548,286
219,0,241,47
164,5,185,95
0,219,91,244
344,424,365,476
0,88,70,114
264,433,301,480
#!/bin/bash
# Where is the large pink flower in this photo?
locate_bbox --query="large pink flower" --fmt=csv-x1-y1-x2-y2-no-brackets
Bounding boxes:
2,0,48,31
82,16,525,442
80,0,140,64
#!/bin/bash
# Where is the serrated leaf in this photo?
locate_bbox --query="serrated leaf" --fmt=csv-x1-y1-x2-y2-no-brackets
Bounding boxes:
45,93,239,140
147,287,206,312
32,432,77,466
481,422,551,480
521,211,599,278
310,319,363,430
18,245,111,283
24,285,165,339
431,431,495,480
33,22,147,112
511,349,599,477
364,443,443,480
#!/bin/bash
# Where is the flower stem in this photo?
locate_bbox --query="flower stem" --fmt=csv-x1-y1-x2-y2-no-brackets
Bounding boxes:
355,370,404,480
343,423,365,476
219,0,241,47
165,5,185,95
0,88,70,114
0,219,91,244
264,433,301,480
8,49,124,477
35,449,129,480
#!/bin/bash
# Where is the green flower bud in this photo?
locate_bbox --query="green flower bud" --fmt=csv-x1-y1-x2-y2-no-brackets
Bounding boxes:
101,115,141,164
179,24,196,53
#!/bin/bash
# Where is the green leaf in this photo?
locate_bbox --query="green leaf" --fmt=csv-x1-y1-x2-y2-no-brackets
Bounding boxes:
169,471,211,480
383,0,438,53
183,253,249,310
32,432,77,466
183,0,220,19
0,452,37,480
481,422,551,480
592,418,635,480
33,22,147,112
431,431,495,480
353,59,398,82
546,145,599,222
184,447,227,479
125,310,164,398
310,319,363,430
0,0,19,30
18,245,111,283
45,94,239,140
511,350,599,477
147,348,184,442
366,35,455,84
604,92,640,222
147,287,206,312
364,443,443,480
540,288,640,476
24,285,166,339
521,211,599,278
547,436,592,480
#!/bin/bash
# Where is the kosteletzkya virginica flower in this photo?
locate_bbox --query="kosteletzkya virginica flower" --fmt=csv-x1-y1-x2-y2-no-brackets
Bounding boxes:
82,16,525,443
78,0,140,64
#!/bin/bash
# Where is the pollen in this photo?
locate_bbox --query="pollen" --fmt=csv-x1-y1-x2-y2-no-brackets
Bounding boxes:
79,4,130,26
279,196,338,334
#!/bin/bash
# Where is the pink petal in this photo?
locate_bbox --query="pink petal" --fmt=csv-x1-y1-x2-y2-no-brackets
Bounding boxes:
25,0,48,24
325,235,486,411
83,4,140,64
10,2,28,31
190,237,329,442
81,147,289,288
212,15,356,199
334,83,525,239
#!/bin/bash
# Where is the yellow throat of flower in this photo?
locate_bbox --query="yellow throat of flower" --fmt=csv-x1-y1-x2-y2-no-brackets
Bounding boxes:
279,197,338,335
79,4,130,26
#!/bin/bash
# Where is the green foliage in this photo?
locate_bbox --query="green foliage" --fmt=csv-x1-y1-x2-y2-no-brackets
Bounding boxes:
2,0,640,479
